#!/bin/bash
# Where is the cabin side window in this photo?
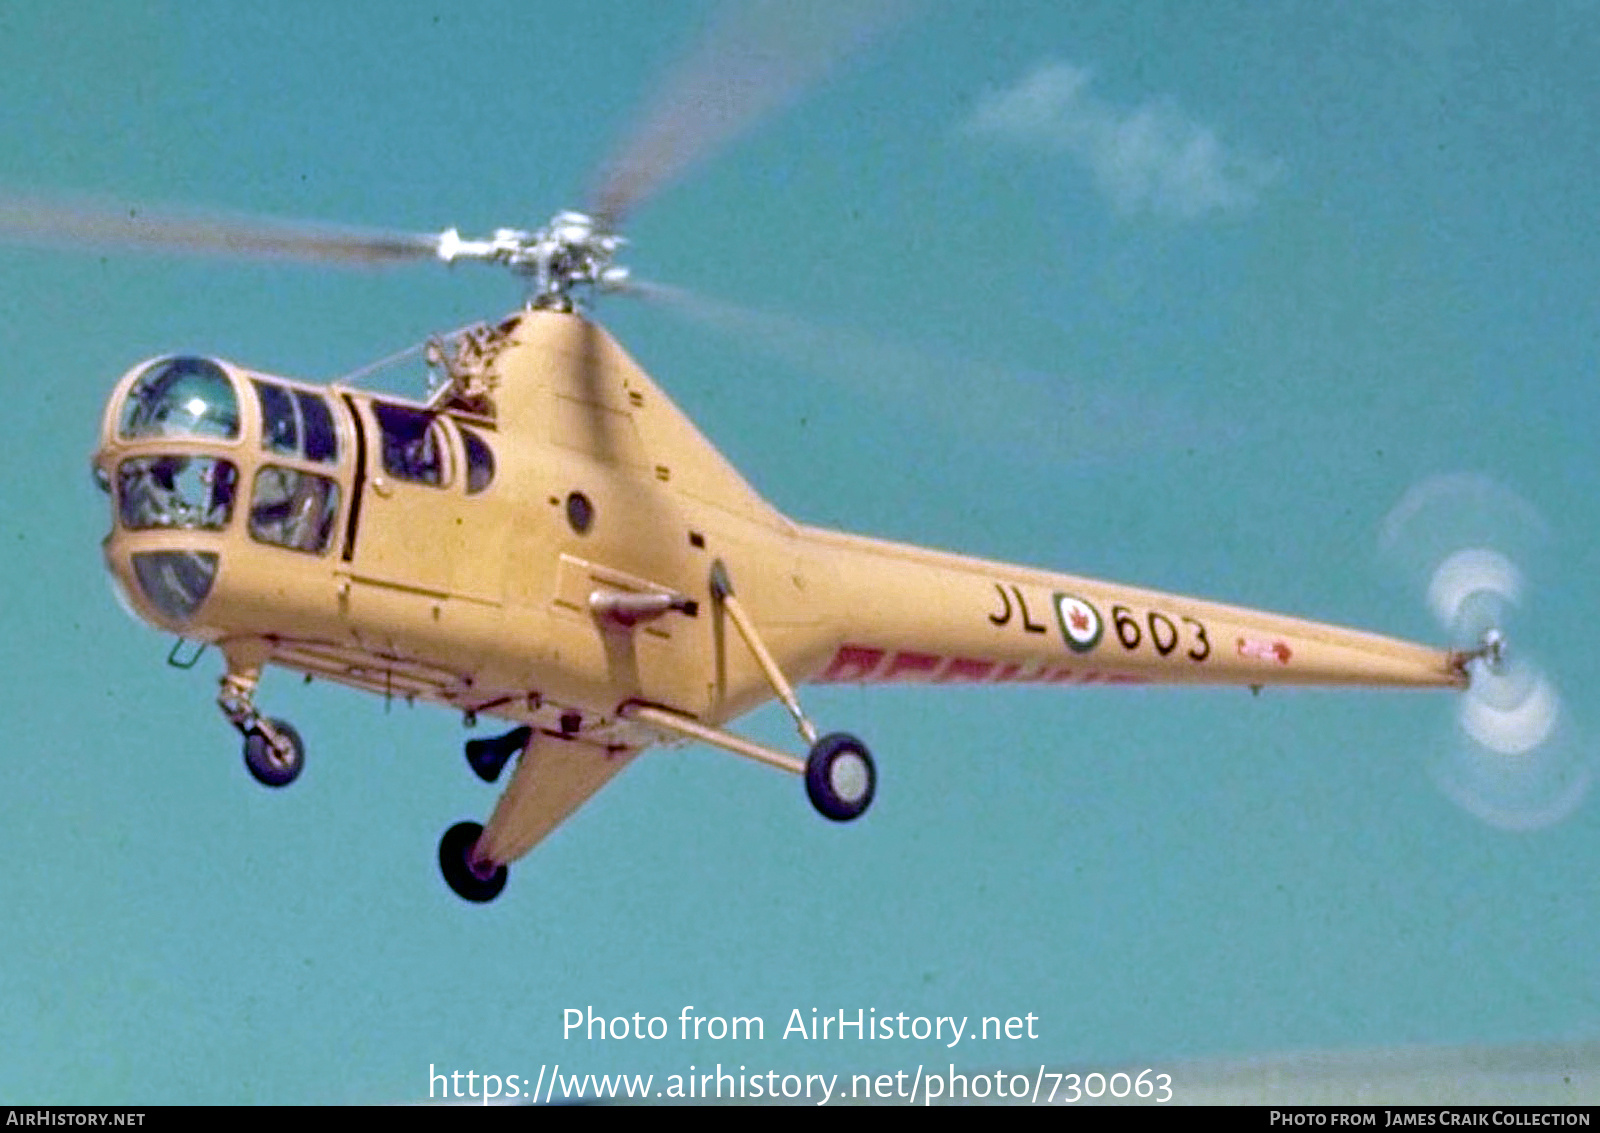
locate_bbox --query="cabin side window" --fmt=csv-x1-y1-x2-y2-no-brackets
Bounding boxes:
374,404,448,487
253,380,339,464
458,424,495,494
249,466,341,554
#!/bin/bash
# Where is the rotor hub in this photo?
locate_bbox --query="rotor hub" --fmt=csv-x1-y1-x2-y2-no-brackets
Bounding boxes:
1453,627,1510,683
434,211,630,309
1479,627,1508,673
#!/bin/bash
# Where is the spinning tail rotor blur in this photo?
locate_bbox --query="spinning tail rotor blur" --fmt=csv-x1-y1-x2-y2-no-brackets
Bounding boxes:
1380,474,1589,831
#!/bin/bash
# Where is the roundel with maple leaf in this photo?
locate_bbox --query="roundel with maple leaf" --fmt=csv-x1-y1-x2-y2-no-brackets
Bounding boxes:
1054,593,1103,653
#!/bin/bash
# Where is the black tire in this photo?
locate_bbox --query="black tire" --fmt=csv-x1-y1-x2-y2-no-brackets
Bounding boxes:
805,733,876,822
439,821,507,903
243,719,304,788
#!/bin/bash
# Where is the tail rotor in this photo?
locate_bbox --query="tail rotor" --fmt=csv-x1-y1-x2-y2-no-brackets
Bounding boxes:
1381,474,1588,831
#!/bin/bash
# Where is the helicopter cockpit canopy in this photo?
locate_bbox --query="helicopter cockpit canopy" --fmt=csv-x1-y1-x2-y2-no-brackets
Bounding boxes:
110,357,244,536
100,355,351,624
118,356,240,441
101,352,493,628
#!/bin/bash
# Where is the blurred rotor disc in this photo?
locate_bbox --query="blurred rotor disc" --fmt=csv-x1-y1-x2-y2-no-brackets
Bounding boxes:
1438,663,1585,832
1378,473,1547,594
1426,548,1520,647
1381,474,1588,831
0,193,443,266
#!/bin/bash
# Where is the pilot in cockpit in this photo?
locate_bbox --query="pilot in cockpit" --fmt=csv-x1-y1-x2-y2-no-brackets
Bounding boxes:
118,455,237,531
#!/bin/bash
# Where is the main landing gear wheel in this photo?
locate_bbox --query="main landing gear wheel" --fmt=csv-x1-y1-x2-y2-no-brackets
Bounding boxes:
242,719,304,788
805,733,876,822
439,821,508,904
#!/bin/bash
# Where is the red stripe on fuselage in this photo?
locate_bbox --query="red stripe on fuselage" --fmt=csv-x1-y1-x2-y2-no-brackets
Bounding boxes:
813,645,1147,686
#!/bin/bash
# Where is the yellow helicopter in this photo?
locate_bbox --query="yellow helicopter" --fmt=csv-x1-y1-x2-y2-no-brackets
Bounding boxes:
3,7,1544,904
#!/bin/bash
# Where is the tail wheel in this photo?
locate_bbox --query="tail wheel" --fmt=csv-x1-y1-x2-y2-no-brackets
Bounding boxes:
438,821,507,903
805,733,876,822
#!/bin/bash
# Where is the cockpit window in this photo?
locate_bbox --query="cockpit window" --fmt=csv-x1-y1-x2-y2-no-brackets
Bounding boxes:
459,425,494,494
249,466,341,554
374,404,447,486
118,456,238,531
253,380,338,464
299,392,337,462
257,381,297,455
119,357,240,441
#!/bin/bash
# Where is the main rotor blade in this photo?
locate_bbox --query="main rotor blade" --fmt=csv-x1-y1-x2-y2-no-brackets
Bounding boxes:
625,278,1239,468
0,193,443,266
588,0,911,226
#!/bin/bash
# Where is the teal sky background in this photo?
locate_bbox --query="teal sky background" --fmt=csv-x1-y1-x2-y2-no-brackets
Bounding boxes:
1,1,1596,1104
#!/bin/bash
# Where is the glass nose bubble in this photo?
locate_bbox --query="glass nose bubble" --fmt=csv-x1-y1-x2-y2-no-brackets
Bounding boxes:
130,551,219,620
118,357,240,441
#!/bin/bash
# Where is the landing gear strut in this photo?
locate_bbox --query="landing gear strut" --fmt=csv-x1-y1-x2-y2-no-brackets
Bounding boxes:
218,669,305,788
705,561,880,821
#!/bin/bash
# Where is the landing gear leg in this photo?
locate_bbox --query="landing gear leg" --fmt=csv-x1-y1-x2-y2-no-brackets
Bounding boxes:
708,561,877,821
218,668,305,788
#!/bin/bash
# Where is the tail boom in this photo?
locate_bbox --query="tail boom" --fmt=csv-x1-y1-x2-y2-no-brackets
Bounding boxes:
798,527,1464,693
